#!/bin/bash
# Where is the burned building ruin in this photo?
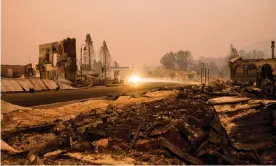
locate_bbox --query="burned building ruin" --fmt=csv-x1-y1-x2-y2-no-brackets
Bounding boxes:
229,41,276,88
39,38,77,82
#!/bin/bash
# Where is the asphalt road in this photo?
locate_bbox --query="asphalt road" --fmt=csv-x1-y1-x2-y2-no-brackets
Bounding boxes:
1,82,186,107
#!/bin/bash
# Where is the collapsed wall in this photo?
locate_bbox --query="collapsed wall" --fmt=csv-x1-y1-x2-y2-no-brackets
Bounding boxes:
39,38,77,82
229,43,276,84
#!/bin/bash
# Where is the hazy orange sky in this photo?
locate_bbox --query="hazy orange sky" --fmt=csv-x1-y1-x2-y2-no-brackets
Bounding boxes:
2,0,276,67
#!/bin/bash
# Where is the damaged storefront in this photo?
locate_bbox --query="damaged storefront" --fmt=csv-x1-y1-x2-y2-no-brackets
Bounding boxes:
38,38,77,82
229,42,276,93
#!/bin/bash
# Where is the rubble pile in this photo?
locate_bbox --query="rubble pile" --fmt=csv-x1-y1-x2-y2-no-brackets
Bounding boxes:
1,83,276,165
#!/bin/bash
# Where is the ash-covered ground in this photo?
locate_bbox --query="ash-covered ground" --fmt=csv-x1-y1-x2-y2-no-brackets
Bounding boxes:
1,81,276,165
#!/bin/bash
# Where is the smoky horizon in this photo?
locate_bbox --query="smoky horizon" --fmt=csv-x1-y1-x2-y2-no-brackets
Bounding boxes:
2,0,276,68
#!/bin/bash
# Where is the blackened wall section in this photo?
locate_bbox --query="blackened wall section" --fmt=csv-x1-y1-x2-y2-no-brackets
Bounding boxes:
63,38,77,81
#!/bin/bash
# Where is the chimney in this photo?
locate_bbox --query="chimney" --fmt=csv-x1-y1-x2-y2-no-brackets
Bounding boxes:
272,41,275,59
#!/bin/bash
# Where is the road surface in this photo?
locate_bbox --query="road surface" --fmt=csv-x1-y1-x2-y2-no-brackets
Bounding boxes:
1,82,186,107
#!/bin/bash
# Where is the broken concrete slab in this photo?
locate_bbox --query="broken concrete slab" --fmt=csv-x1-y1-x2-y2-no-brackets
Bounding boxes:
249,99,276,105
92,138,110,152
25,154,44,165
116,96,131,101
1,139,22,154
150,120,179,137
10,79,24,92
15,79,35,91
204,90,237,96
29,78,47,91
42,79,58,90
144,90,178,98
28,79,42,91
208,150,249,165
58,82,76,90
43,150,66,158
208,96,250,105
1,78,24,92
232,141,275,151
35,79,48,90
211,97,276,152
213,103,262,113
134,139,157,151
1,79,11,92
1,79,10,92
64,153,135,165
159,137,204,165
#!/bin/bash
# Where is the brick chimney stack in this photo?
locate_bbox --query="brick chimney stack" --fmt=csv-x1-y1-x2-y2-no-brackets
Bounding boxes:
272,41,275,59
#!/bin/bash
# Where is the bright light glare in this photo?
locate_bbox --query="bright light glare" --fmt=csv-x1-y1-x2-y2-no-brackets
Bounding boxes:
128,75,141,84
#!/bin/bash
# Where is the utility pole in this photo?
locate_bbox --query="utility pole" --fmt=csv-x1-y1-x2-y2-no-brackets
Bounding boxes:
208,69,209,84
88,45,91,70
205,68,207,84
80,49,82,81
102,67,104,80
80,44,86,82
272,41,275,59
203,63,205,84
201,63,204,85
104,49,107,79
201,68,202,85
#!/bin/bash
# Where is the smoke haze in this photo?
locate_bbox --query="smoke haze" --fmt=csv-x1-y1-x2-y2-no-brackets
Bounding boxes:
2,0,276,67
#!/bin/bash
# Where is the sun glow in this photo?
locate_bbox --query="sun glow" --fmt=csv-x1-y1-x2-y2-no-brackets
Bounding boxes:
128,75,142,84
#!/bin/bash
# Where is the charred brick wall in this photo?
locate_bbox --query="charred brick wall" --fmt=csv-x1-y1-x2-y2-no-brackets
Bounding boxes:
229,58,276,83
1,65,25,78
38,38,77,81
39,42,58,65
63,38,77,81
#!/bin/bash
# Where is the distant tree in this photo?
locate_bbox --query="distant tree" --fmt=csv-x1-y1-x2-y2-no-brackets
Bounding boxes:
190,60,202,74
207,61,219,76
239,50,246,58
219,55,231,79
142,64,151,75
220,64,230,79
175,50,193,70
160,52,176,69
187,73,194,81
160,50,193,70
238,49,265,59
